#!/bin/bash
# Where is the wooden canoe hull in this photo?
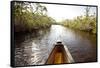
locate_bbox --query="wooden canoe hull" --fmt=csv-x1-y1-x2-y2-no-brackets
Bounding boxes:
45,42,70,64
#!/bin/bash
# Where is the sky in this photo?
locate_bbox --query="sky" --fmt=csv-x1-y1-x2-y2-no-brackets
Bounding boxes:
41,3,96,22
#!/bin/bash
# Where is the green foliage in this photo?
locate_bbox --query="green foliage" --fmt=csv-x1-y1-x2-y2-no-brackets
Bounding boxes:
12,2,55,32
61,6,96,34
61,15,96,34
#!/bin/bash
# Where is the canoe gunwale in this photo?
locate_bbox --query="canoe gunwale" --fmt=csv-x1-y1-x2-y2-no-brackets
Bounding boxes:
45,42,74,64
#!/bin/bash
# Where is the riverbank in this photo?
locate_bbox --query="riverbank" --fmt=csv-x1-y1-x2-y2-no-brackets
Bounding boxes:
61,23,96,34
14,24,51,32
12,2,56,33
60,15,96,34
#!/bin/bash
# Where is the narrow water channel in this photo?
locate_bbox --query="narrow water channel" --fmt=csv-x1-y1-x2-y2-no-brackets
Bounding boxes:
15,25,97,66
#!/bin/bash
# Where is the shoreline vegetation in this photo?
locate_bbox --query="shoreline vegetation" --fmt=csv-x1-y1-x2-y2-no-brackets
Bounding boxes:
12,2,96,34
60,7,96,34
60,15,96,34
12,2,56,33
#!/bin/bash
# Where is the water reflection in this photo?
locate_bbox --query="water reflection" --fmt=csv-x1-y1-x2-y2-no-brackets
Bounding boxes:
15,25,96,66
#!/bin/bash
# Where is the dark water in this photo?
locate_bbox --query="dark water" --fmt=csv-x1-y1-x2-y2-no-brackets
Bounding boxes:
15,25,97,66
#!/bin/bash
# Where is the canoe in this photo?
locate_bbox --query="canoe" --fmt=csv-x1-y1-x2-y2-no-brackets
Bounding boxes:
45,42,74,64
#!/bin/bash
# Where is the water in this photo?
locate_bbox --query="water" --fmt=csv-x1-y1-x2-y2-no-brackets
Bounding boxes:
15,25,97,66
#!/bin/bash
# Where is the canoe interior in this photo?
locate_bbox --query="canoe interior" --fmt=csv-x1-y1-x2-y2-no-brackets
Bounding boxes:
46,42,69,64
